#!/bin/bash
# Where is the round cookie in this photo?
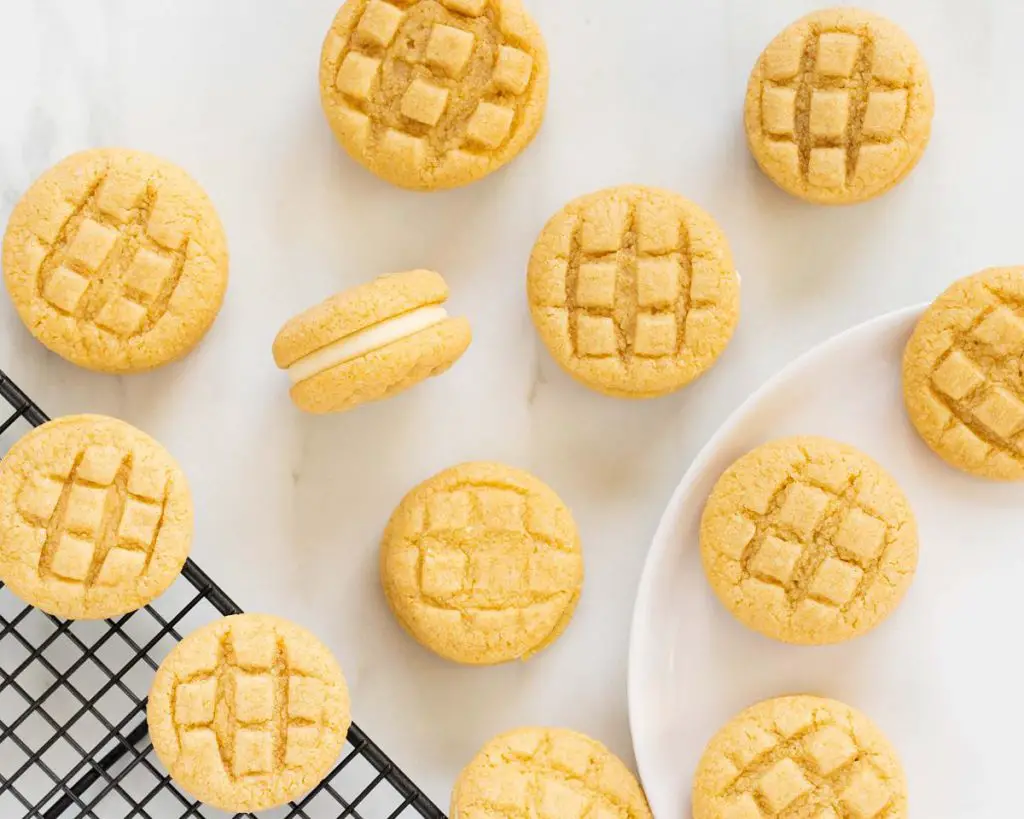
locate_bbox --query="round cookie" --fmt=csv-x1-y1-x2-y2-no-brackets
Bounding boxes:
147,613,351,813
380,461,582,664
272,269,471,414
527,186,740,398
904,267,1024,480
3,148,229,373
0,414,193,619
319,0,548,191
451,727,652,819
744,8,933,205
693,695,907,819
700,436,918,645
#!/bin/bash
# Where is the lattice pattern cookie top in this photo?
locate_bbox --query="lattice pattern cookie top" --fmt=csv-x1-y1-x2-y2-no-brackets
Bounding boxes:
744,8,933,205
693,696,907,819
319,0,549,190
903,267,1024,480
0,414,193,619
451,726,652,819
2,149,229,373
528,186,740,398
380,461,582,664
700,437,918,645
147,613,351,813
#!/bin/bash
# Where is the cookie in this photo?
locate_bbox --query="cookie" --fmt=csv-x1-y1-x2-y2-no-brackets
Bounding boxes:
903,266,1024,480
700,437,918,645
147,613,351,813
744,8,933,205
319,0,548,191
2,148,229,373
693,695,907,819
272,269,471,414
451,727,652,819
0,414,193,619
527,186,740,398
380,461,582,664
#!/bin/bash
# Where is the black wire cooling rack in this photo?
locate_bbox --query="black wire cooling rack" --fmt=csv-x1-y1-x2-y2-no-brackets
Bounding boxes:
0,369,446,819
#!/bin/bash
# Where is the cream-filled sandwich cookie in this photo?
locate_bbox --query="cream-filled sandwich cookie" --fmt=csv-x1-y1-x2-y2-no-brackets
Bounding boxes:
272,269,471,414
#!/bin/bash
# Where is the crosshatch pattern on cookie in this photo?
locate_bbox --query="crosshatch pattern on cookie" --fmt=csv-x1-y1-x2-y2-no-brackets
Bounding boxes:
706,708,897,818
15,445,170,594
459,729,651,819
329,0,536,162
169,626,333,780
924,292,1024,465
758,24,916,189
714,452,898,621
533,195,731,364
29,173,189,339
406,481,579,615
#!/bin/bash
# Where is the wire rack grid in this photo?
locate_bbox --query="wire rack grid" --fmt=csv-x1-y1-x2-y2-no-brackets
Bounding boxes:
0,369,446,819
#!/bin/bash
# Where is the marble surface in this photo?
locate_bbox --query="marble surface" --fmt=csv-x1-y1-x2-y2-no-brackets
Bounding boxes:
0,0,1013,811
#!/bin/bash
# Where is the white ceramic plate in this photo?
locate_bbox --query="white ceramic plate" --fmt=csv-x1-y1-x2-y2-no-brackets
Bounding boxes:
628,304,1024,818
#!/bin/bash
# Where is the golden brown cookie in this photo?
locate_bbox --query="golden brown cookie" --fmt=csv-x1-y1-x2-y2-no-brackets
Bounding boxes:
744,8,933,205
527,186,740,398
272,269,471,414
700,437,918,645
319,0,549,190
147,613,351,813
451,727,652,819
380,462,582,664
0,414,193,619
903,266,1024,480
2,148,229,372
693,695,907,819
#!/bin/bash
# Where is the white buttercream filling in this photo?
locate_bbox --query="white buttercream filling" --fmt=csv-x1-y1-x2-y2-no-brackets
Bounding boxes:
288,306,448,385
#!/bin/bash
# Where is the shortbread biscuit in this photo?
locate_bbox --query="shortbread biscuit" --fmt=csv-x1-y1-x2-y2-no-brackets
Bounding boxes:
451,727,652,819
700,437,917,645
0,414,193,619
693,695,907,819
272,269,471,414
903,266,1024,480
319,0,548,190
3,148,229,372
380,462,582,664
744,8,933,205
527,186,740,398
147,613,351,813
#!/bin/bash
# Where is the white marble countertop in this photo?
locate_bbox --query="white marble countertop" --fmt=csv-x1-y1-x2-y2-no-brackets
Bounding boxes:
0,0,1012,812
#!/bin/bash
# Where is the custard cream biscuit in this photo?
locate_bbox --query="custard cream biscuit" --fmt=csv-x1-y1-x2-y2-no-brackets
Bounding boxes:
272,269,471,414
3,148,228,372
693,695,907,819
700,436,918,645
451,727,652,819
380,461,582,665
744,7,933,205
320,0,549,190
0,414,193,619
147,613,351,813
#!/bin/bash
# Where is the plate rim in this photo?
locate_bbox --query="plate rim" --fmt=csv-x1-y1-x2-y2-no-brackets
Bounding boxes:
626,301,929,812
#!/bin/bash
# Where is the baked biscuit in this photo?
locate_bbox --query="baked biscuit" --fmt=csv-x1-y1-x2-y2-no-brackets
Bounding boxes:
3,148,229,372
451,727,652,819
319,0,549,190
147,613,351,813
0,414,193,619
693,695,907,819
744,8,933,204
380,462,582,664
700,437,918,645
528,185,740,398
903,266,1024,480
272,269,471,414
